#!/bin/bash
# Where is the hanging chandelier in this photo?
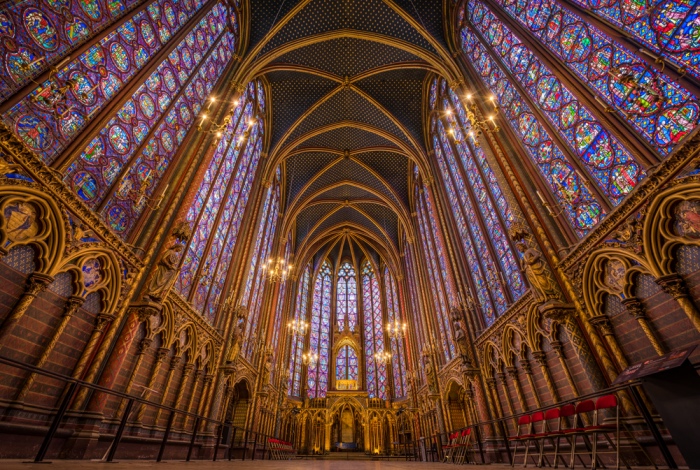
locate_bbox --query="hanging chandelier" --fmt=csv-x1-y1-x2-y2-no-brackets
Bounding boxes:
302,351,318,366
374,350,392,364
261,257,292,283
386,319,407,340
287,318,309,336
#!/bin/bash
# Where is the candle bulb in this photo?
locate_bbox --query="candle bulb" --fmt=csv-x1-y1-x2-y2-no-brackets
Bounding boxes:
536,190,547,206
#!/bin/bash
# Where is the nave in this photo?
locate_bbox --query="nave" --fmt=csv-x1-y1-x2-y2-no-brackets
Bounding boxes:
0,0,698,468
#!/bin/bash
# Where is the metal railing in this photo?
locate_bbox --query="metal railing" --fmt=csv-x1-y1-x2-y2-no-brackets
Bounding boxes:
0,354,289,462
401,381,678,468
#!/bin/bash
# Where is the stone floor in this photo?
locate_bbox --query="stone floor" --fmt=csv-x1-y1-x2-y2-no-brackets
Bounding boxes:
2,460,515,470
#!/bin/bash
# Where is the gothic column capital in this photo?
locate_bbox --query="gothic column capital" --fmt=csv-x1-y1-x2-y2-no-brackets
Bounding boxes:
94,312,115,332
549,340,564,357
621,297,645,319
156,347,170,362
63,296,85,318
169,355,182,370
138,338,153,355
505,366,519,379
655,273,688,299
26,273,54,296
532,351,547,367
130,300,163,322
589,315,615,336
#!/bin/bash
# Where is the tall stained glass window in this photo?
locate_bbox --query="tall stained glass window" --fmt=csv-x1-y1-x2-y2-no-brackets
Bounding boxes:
307,260,332,398
288,263,311,397
173,79,265,323
384,266,407,398
414,174,457,362
271,234,292,382
362,259,388,399
335,345,359,383
241,167,281,359
429,79,525,324
336,261,357,331
4,0,225,162
403,236,426,355
469,0,699,155
40,1,241,238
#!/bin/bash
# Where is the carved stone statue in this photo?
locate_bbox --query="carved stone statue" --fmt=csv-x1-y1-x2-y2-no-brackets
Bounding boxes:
226,306,249,363
450,307,471,365
515,241,559,303
260,349,273,391
423,353,437,394
143,243,183,301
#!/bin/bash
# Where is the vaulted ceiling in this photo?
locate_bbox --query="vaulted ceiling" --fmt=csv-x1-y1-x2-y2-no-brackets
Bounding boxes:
244,0,452,268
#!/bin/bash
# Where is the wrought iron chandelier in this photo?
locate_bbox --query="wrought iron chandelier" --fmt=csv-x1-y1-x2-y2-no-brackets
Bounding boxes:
374,350,392,364
302,351,318,366
287,318,309,336
386,319,407,340
261,257,292,283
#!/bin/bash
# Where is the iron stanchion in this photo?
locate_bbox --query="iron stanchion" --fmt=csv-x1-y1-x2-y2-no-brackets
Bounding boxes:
228,427,237,461
106,398,135,462
499,419,513,465
251,431,258,460
628,385,677,469
186,417,200,462
242,429,248,461
157,411,176,462
212,424,223,461
33,381,78,463
474,424,486,463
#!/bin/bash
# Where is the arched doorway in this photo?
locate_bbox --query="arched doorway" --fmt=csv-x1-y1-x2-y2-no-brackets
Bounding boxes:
225,379,251,441
445,381,468,430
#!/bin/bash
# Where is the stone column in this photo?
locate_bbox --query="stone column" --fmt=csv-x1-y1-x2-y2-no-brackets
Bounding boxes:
15,296,84,403
70,312,114,381
82,302,160,412
550,341,579,397
133,347,169,424
154,355,181,425
114,338,152,419
521,359,541,408
622,298,666,356
532,351,560,403
195,374,214,431
506,367,528,412
182,369,203,430
172,363,195,412
0,273,53,344
656,273,700,333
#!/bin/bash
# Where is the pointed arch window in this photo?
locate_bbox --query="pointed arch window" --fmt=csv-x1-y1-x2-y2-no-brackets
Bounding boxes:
414,179,457,362
242,166,282,359
403,235,426,353
272,233,293,382
362,259,388,399
53,2,239,237
173,80,265,323
384,266,407,399
336,260,357,332
429,79,525,324
463,0,699,155
335,345,359,382
288,263,311,397
307,260,332,398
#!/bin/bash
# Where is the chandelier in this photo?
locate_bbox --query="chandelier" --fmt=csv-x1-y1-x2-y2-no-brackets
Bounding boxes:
261,257,292,282
302,351,318,366
386,319,407,339
374,350,392,364
287,318,309,335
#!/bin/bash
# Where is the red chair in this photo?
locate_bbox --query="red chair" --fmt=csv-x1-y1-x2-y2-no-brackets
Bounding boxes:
525,411,547,468
509,414,534,467
452,428,473,465
536,407,569,469
442,432,460,463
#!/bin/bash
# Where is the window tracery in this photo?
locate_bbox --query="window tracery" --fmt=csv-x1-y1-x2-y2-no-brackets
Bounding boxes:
336,260,357,332
362,259,388,399
384,266,407,398
173,79,264,323
307,260,332,399
288,262,311,397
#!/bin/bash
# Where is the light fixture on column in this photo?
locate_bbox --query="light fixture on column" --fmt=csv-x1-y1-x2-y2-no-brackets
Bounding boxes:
386,319,407,339
374,350,392,364
262,257,292,283
287,318,309,335
302,350,318,366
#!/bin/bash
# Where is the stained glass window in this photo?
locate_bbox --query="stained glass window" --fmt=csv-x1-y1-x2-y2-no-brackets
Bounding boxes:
307,260,332,399
2,0,228,163
403,236,426,353
414,182,456,362
60,2,239,237
272,234,292,382
565,0,700,82
171,80,264,323
362,259,388,400
336,261,357,332
475,0,699,155
384,266,407,399
241,169,281,359
288,263,311,397
335,345,359,382
455,30,606,236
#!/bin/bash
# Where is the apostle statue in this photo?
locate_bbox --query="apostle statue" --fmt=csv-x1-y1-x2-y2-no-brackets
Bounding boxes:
515,240,560,303
226,306,249,363
143,243,183,301
423,352,438,394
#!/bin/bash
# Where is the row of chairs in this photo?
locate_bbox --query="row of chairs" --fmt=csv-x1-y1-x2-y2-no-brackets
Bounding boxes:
509,394,655,469
443,428,475,464
268,438,296,460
